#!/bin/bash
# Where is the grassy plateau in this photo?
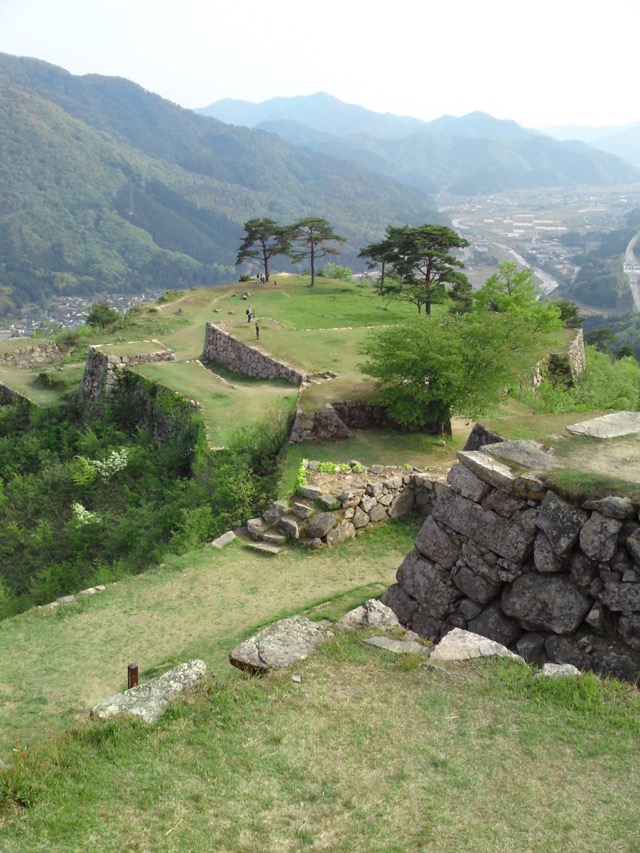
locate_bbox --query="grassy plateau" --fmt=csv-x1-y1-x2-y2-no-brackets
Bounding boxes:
1,275,638,850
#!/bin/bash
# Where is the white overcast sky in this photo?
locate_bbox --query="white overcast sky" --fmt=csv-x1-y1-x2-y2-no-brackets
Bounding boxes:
0,0,637,130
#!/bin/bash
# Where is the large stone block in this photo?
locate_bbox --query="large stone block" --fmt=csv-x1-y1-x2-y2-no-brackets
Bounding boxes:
414,516,460,569
431,487,534,563
599,582,640,612
229,617,332,673
535,492,588,556
396,548,460,619
308,512,338,539
456,450,516,493
388,487,415,518
502,574,592,634
451,565,501,605
533,531,566,573
92,660,207,724
579,512,622,563
468,601,522,647
447,464,491,503
381,583,418,626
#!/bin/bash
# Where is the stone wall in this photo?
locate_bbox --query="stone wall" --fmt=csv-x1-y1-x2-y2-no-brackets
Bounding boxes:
79,343,176,402
289,401,450,443
0,383,31,407
246,462,440,549
533,328,586,387
382,444,640,682
0,339,63,369
202,323,305,385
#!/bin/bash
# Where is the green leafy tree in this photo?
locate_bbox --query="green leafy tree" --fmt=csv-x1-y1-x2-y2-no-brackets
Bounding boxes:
585,327,617,354
363,225,470,316
235,218,292,282
85,302,120,328
552,298,583,329
358,233,398,292
289,217,346,287
473,262,562,333
318,263,353,281
361,311,546,427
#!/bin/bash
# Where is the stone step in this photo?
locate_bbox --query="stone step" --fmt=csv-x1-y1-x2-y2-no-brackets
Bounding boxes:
263,532,287,545
243,541,283,555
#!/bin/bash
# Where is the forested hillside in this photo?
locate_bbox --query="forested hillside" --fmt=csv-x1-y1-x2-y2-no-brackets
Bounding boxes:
0,54,439,316
200,94,640,195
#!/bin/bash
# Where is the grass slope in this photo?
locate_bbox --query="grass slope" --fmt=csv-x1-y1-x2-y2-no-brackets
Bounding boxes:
0,520,418,755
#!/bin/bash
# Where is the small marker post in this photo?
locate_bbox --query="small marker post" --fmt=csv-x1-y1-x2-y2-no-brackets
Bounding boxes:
128,663,139,689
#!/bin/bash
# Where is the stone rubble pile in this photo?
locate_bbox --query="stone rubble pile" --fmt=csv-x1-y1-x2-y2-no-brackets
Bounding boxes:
382,438,640,682
289,401,449,443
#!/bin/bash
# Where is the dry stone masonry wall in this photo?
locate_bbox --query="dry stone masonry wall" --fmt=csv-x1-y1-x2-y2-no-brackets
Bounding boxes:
382,440,640,682
79,343,176,402
289,402,450,443
0,339,63,369
202,323,305,385
246,461,442,550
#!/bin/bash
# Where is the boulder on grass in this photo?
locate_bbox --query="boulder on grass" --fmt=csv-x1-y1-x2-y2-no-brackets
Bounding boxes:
91,660,207,724
229,616,332,673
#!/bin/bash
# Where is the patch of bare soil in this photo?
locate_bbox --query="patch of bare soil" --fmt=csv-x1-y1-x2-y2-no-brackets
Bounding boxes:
554,434,640,483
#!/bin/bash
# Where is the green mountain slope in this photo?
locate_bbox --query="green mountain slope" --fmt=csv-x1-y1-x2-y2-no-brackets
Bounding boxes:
0,54,439,315
201,94,640,195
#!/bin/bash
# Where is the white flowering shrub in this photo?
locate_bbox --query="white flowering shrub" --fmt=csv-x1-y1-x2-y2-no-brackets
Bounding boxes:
71,502,102,525
93,448,129,479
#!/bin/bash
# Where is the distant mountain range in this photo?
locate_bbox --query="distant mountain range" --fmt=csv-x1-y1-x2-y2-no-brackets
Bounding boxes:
0,55,438,316
198,93,640,195
543,122,640,169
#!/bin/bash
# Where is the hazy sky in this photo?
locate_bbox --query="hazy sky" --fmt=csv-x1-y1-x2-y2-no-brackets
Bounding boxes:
1,0,637,130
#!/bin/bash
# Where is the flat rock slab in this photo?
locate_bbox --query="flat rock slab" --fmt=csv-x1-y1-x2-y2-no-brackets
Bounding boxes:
363,636,431,655
243,541,282,555
566,411,640,438
229,616,332,673
211,531,236,549
483,440,556,470
91,660,207,724
430,628,523,663
537,662,581,678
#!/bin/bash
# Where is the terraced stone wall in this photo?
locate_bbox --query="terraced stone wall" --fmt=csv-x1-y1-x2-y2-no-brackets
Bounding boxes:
383,447,640,682
202,323,305,385
0,339,62,368
79,344,176,402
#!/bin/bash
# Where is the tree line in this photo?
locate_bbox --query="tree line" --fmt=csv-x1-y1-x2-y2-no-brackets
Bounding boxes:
237,217,473,314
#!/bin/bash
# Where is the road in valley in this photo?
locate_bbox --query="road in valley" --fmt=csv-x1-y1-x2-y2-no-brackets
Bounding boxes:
623,232,640,311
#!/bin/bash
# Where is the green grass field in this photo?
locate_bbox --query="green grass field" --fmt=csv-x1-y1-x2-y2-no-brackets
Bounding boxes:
1,279,639,850
0,520,418,755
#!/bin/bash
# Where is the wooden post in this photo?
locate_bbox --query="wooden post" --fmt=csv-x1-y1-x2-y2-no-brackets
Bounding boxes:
128,663,138,689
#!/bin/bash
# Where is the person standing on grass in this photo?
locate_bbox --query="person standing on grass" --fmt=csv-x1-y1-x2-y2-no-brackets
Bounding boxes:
255,322,260,340
246,307,252,322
